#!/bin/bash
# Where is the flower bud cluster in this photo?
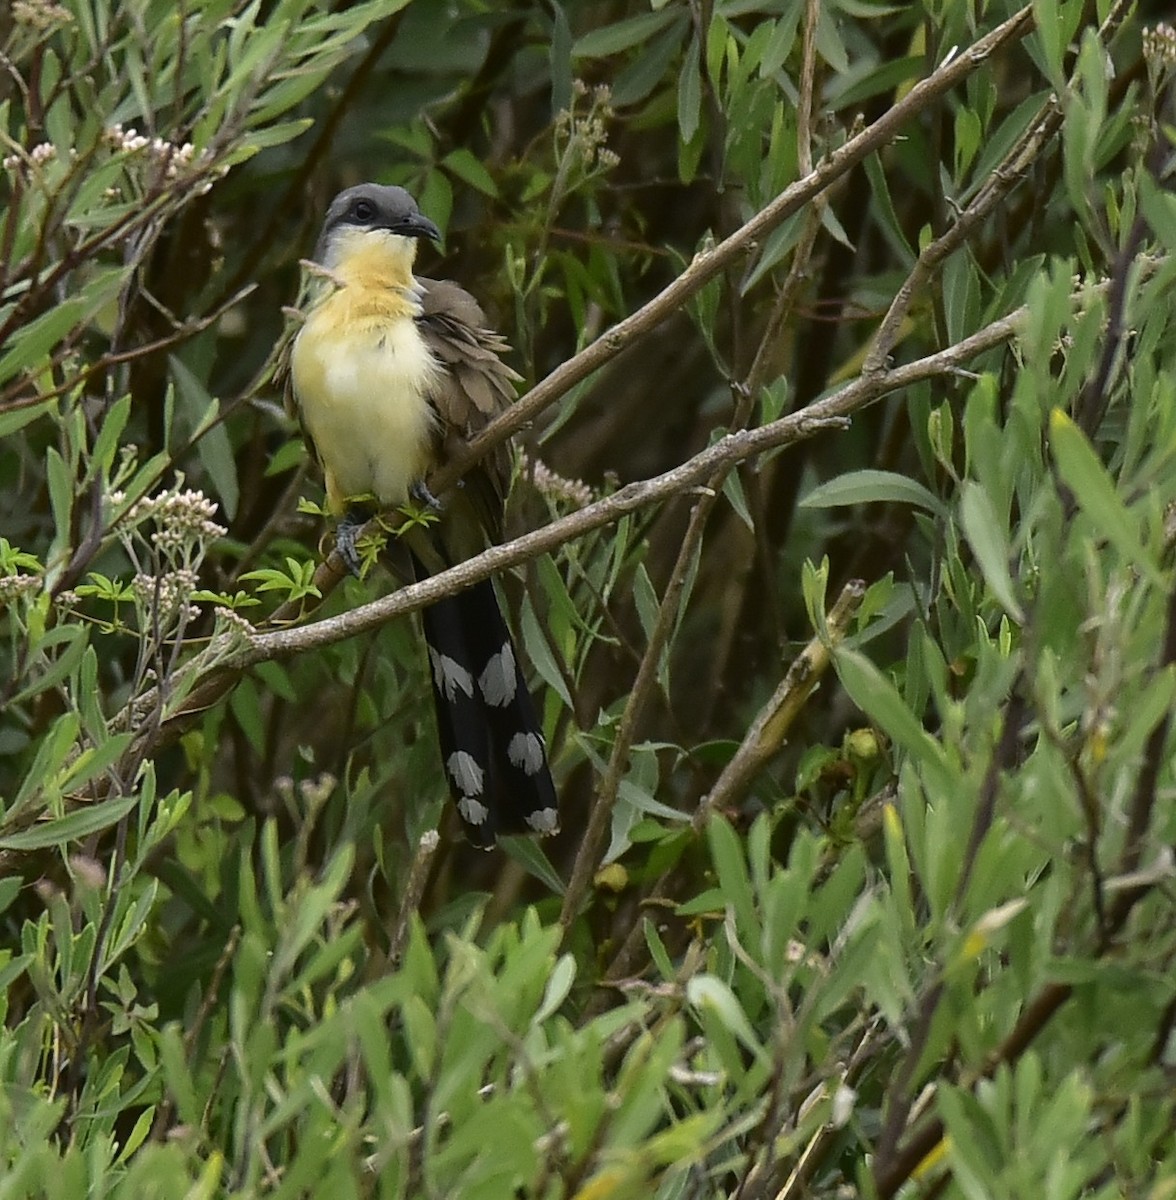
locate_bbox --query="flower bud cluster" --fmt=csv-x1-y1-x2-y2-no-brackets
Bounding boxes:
1143,23,1176,69
103,124,197,180
519,451,594,509
12,0,71,30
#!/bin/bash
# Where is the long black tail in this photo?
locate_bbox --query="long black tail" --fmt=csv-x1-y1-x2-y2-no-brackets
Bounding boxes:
416,566,558,848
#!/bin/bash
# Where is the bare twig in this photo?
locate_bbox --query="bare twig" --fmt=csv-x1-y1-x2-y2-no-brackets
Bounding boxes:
696,578,865,828
388,831,440,965
557,381,758,931
796,0,821,180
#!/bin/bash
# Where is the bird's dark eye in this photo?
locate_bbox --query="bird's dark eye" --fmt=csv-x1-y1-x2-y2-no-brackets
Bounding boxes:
351,198,375,222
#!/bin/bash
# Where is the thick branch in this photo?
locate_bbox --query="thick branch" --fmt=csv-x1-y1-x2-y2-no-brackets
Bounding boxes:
107,298,1030,779
244,306,1026,664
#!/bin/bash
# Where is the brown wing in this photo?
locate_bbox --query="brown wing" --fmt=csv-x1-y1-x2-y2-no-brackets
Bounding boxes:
416,277,522,543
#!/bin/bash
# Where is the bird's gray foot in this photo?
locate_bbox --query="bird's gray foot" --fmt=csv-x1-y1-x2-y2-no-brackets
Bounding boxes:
409,479,442,511
335,505,374,577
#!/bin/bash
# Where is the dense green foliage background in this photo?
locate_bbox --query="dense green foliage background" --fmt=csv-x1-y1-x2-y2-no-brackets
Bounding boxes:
2,0,1176,1195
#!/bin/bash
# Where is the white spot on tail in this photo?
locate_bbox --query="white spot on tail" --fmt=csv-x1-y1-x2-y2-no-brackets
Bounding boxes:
507,732,546,775
459,796,490,826
430,647,474,701
446,751,484,797
527,807,559,835
478,642,517,707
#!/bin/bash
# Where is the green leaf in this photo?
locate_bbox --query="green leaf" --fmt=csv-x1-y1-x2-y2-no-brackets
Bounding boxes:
0,297,86,387
958,481,1024,622
722,467,753,530
686,975,767,1063
158,1024,200,1128
942,249,979,345
533,953,576,1023
7,624,88,709
0,396,54,438
1031,0,1063,84
863,152,914,262
521,593,574,710
833,54,922,108
678,35,702,143
502,835,566,895
834,647,956,799
114,1106,156,1165
238,117,313,150
4,712,79,821
171,356,239,520
85,395,132,486
814,5,849,72
955,106,982,179
758,14,798,79
801,469,947,517
1139,173,1176,256
442,148,499,198
572,10,679,58
613,20,686,107
0,789,139,851
1050,409,1164,589
0,876,23,916
706,816,756,938
549,1,573,110
59,732,135,795
45,447,74,561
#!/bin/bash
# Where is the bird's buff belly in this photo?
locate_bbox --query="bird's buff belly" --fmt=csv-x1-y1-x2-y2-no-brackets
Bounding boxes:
291,315,439,510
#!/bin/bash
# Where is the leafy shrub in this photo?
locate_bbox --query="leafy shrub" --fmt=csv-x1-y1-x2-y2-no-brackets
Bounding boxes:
2,0,1175,1196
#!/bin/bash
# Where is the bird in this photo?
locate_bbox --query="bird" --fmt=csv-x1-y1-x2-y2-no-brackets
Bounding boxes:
283,182,559,848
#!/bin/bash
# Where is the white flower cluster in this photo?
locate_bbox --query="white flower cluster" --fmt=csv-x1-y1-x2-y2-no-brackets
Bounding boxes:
110,485,224,632
12,0,72,30
131,568,200,624
274,773,338,808
555,81,621,173
112,487,226,549
214,606,256,637
3,124,203,185
104,124,197,180
1143,23,1176,69
0,572,41,605
2,142,70,171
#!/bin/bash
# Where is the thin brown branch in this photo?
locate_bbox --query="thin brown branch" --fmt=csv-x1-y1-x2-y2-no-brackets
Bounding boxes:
696,579,865,828
558,380,759,932
388,831,440,965
796,0,821,179
241,301,1027,661
862,97,1061,376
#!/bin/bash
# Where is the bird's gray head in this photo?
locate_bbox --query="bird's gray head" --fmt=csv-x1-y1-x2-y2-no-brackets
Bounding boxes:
314,183,442,267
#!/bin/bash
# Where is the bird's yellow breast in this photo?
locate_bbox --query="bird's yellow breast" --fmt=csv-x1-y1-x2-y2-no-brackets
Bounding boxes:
291,256,439,513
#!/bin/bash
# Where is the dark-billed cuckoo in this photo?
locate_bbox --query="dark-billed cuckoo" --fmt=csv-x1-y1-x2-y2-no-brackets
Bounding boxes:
285,183,558,848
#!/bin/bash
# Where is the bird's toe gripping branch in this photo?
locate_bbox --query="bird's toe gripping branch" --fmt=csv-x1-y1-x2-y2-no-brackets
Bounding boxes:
335,504,375,577
409,478,443,512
